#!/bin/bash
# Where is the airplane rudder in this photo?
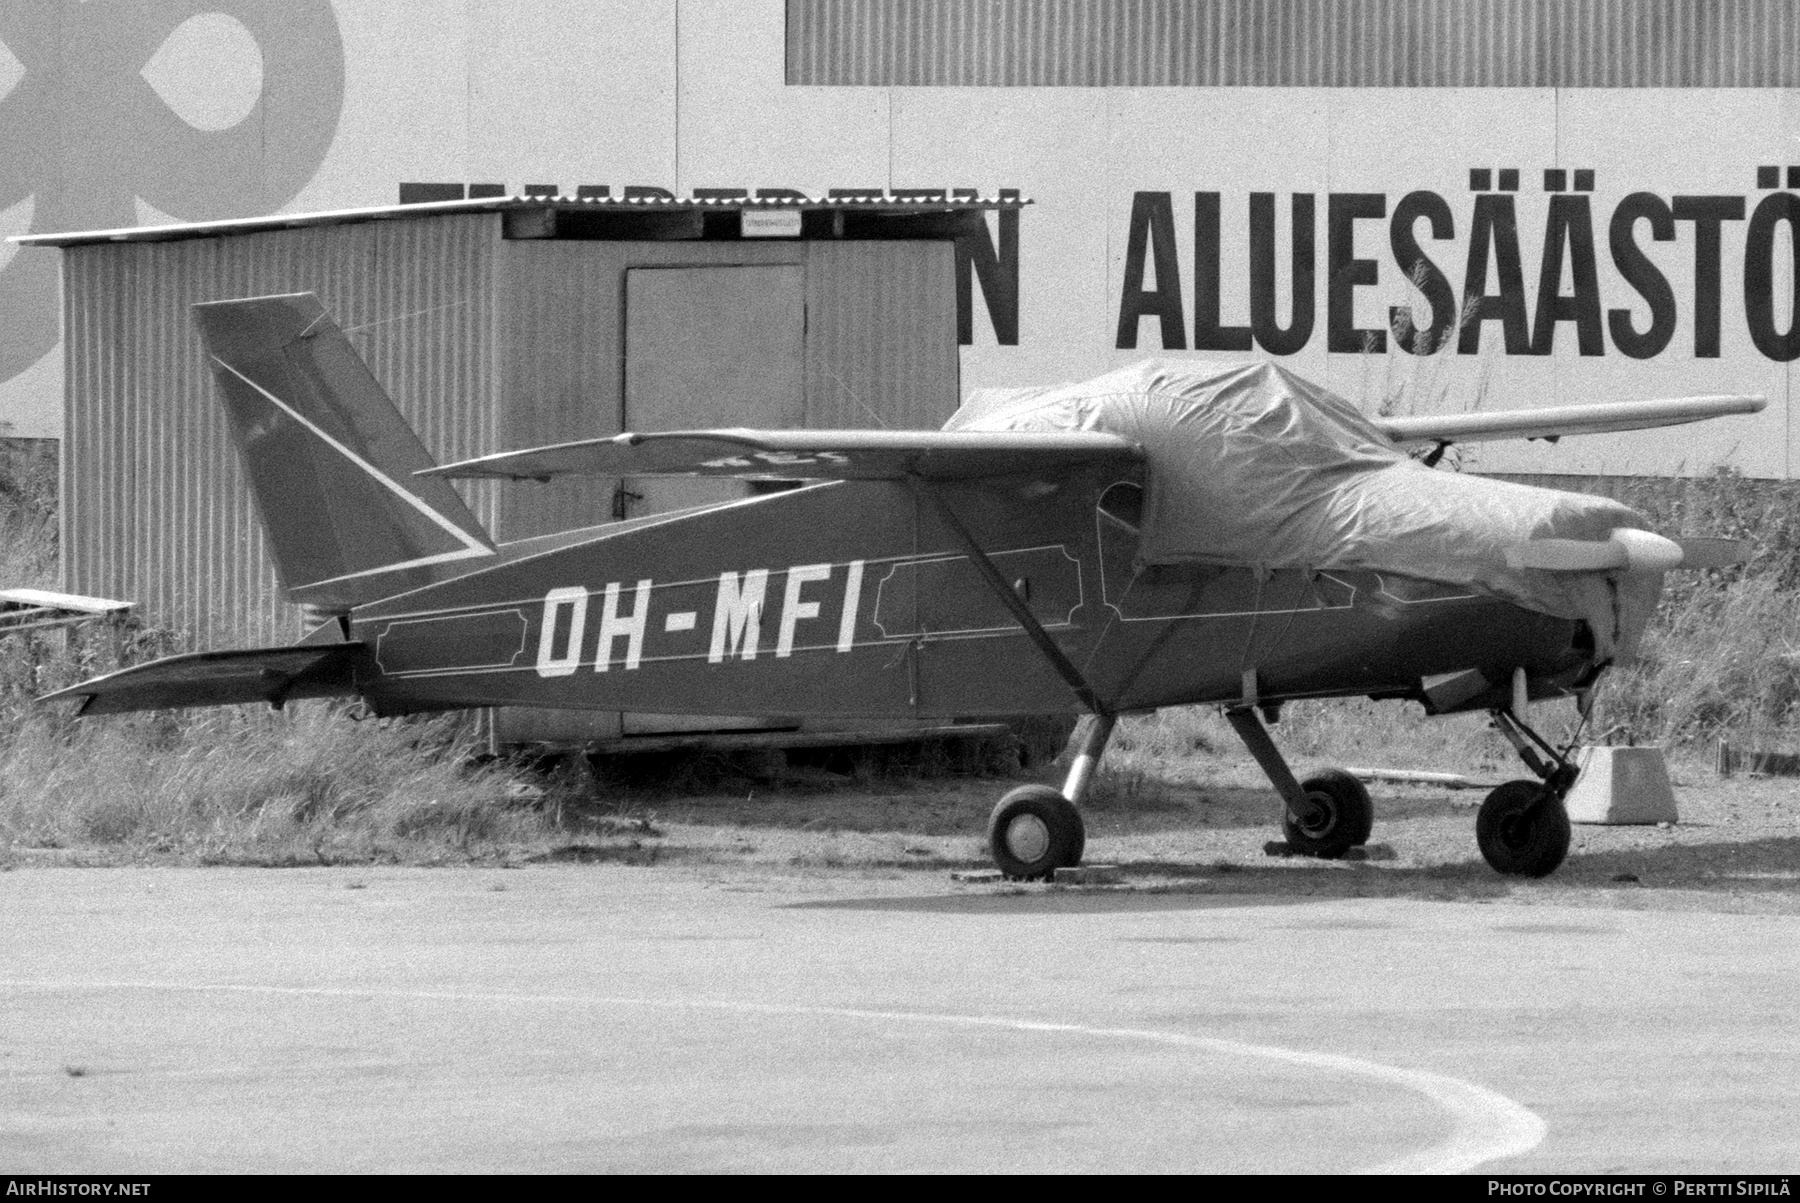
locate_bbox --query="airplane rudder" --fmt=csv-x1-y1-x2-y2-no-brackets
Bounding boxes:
192,293,494,608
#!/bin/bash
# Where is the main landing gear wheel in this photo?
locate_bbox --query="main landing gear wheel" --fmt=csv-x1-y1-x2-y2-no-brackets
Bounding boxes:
1281,768,1374,859
987,784,1086,880
1476,779,1572,878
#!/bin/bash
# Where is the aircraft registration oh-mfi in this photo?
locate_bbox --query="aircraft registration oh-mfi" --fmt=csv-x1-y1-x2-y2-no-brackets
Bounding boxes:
44,293,1765,879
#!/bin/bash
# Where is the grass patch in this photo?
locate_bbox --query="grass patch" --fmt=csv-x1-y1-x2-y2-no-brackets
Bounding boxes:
0,689,551,864
0,618,1029,865
0,577,565,864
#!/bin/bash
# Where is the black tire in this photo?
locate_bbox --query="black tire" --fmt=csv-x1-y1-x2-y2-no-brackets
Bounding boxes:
987,785,1086,879
1282,769,1374,859
1476,779,1572,877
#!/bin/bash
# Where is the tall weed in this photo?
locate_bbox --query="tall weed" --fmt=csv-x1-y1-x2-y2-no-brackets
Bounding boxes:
0,439,57,589
0,619,541,861
1524,469,1800,751
1602,573,1800,748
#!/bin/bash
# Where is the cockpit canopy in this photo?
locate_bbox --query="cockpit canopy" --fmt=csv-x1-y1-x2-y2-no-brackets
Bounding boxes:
947,359,1656,661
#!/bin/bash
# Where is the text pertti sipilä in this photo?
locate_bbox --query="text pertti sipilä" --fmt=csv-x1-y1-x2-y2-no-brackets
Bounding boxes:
1488,1183,1792,1197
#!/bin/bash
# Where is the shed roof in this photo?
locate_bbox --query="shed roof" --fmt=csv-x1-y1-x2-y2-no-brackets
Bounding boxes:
15,191,1030,248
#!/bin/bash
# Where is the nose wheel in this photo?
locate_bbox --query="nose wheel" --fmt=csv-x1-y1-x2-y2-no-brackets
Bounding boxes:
1479,706,1580,877
1475,779,1571,877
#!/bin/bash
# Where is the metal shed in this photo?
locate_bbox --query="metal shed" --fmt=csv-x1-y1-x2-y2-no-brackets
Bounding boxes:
22,191,1025,747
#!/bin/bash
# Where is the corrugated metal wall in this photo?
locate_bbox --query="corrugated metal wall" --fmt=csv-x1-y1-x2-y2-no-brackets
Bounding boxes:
805,241,959,429
497,238,957,539
788,0,1800,87
498,240,807,540
62,214,501,645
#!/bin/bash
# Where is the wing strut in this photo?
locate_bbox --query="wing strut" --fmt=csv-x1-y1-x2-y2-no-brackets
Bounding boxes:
907,478,1111,719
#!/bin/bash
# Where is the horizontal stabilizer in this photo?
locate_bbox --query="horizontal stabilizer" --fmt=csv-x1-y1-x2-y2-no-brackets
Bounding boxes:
0,589,132,637
424,428,1144,482
0,588,132,614
1381,394,1766,448
1505,529,1747,573
40,644,367,716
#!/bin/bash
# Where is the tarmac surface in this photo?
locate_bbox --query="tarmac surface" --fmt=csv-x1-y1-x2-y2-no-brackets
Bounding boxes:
2,865,1797,1174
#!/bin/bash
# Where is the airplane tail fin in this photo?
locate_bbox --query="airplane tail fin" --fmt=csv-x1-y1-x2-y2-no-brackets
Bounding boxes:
192,293,495,610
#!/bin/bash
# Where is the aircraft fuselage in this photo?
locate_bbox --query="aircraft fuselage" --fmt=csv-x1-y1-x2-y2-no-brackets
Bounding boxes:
344,470,1593,721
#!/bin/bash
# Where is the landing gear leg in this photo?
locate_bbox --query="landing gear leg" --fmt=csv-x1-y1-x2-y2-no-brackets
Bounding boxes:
1060,713,1117,808
1477,707,1577,877
987,713,1112,879
1224,705,1373,859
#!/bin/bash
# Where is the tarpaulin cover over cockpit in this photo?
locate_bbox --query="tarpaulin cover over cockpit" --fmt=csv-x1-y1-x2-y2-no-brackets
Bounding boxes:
947,359,1658,661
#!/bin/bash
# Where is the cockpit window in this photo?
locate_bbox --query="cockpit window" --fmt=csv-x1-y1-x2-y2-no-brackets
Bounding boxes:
1098,481,1144,532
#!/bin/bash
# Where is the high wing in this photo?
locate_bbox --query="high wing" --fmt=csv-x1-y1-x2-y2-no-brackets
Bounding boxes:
427,396,1761,482
424,429,1144,482
1377,394,1766,448
39,645,367,716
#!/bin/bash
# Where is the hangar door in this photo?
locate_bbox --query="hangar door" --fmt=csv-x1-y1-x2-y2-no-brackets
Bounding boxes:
623,265,805,517
622,265,807,735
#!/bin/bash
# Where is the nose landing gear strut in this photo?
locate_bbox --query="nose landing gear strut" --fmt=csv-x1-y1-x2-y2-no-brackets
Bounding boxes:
1477,705,1578,877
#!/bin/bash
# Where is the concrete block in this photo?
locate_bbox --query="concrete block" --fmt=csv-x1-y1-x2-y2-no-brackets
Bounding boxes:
1052,864,1123,885
1563,746,1678,825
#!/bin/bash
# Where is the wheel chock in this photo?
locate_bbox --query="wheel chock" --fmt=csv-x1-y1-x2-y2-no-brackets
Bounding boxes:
1562,746,1678,825
950,869,1006,883
1051,864,1122,885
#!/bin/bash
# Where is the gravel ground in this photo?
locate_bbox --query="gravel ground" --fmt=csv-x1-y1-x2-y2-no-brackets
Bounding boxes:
498,747,1800,914
9,740,1796,915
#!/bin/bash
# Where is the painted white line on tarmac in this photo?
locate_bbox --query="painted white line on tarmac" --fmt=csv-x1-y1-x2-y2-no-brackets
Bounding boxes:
3,979,1545,1173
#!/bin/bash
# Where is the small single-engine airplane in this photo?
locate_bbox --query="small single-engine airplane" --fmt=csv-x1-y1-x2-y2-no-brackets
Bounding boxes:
46,293,1764,879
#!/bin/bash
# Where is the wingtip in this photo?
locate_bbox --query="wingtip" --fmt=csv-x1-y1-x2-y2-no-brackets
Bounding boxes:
1695,393,1769,414
36,684,95,714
